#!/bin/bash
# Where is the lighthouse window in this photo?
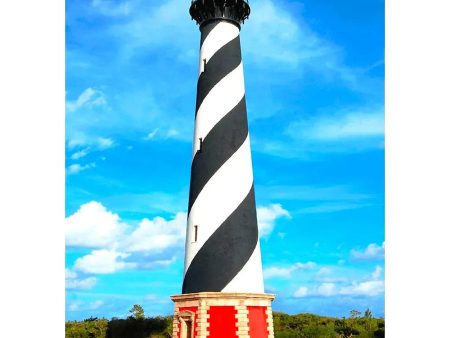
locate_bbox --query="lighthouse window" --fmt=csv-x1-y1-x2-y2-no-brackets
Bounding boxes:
194,225,198,242
199,137,203,152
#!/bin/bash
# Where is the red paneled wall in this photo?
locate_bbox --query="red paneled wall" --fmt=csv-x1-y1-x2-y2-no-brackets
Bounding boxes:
208,306,238,338
248,306,269,338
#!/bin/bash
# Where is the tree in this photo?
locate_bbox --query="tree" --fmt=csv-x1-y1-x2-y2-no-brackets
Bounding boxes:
350,310,361,319
363,308,374,331
335,319,360,338
129,304,145,320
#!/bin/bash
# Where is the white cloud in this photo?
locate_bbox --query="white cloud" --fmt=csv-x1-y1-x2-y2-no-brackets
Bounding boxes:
241,0,371,93
257,184,372,202
97,137,115,149
122,212,186,253
351,242,385,260
315,267,348,283
317,267,332,276
66,202,185,275
287,109,384,142
71,148,90,160
66,162,96,175
294,286,308,298
317,276,349,283
372,265,383,280
264,261,316,279
91,0,132,17
263,266,294,279
295,262,317,269
257,204,290,237
89,300,104,310
317,282,337,296
68,301,82,311
166,129,179,138
74,249,136,274
144,128,159,140
144,128,181,141
243,0,333,70
293,266,384,298
67,300,106,312
111,0,196,57
66,88,106,113
140,257,177,269
66,201,126,248
67,137,115,155
255,105,385,158
340,280,384,297
65,269,97,290
144,294,170,304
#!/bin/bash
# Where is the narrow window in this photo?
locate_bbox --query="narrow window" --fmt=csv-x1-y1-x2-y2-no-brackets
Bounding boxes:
185,320,192,338
194,225,198,242
203,58,207,69
199,137,203,153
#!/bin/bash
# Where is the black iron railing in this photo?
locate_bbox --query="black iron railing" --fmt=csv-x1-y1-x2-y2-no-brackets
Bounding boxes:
189,0,251,26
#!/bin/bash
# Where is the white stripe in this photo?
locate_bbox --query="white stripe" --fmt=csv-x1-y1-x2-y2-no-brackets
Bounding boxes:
198,21,240,76
184,136,254,274
192,63,245,156
222,240,265,293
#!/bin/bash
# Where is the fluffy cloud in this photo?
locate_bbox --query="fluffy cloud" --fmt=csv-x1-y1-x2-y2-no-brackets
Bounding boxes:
71,148,90,160
317,282,337,296
66,201,185,274
65,269,97,290
286,108,384,142
66,88,106,113
372,265,383,280
74,249,136,274
294,286,308,297
257,204,290,237
339,280,384,297
67,299,105,312
66,162,96,175
294,266,384,298
122,212,186,253
143,128,182,141
351,242,385,260
66,201,126,248
97,137,115,149
264,262,316,279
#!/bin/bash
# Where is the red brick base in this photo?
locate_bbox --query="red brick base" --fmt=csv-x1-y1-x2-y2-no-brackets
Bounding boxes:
171,292,275,338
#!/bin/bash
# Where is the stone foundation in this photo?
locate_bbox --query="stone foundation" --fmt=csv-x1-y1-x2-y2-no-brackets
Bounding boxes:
171,292,275,338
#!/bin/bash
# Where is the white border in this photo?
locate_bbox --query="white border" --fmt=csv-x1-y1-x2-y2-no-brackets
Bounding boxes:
387,0,450,336
0,0,65,336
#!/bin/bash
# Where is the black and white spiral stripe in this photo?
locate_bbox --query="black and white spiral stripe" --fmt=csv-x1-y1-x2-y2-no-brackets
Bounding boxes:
182,20,264,294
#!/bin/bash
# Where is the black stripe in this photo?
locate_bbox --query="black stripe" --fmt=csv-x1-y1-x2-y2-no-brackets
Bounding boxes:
195,36,242,115
182,185,259,293
200,20,220,47
188,96,248,214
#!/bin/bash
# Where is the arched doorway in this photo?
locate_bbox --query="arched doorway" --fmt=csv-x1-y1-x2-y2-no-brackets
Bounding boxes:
178,311,195,338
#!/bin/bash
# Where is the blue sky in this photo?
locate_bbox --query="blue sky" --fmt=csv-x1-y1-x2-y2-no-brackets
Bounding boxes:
65,0,384,321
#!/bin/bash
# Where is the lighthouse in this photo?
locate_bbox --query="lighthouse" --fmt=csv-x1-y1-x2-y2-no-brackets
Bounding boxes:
171,1,275,337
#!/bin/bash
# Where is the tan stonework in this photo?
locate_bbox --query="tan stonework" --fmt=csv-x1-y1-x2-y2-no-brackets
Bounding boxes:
171,293,275,338
266,305,274,338
235,304,249,338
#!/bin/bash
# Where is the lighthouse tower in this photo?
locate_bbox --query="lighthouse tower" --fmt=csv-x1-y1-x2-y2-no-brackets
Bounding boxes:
171,1,275,337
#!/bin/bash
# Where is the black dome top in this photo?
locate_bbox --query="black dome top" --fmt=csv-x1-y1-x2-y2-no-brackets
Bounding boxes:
189,0,251,27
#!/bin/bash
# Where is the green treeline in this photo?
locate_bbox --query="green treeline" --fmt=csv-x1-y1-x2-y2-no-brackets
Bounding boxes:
273,310,385,338
66,307,384,338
